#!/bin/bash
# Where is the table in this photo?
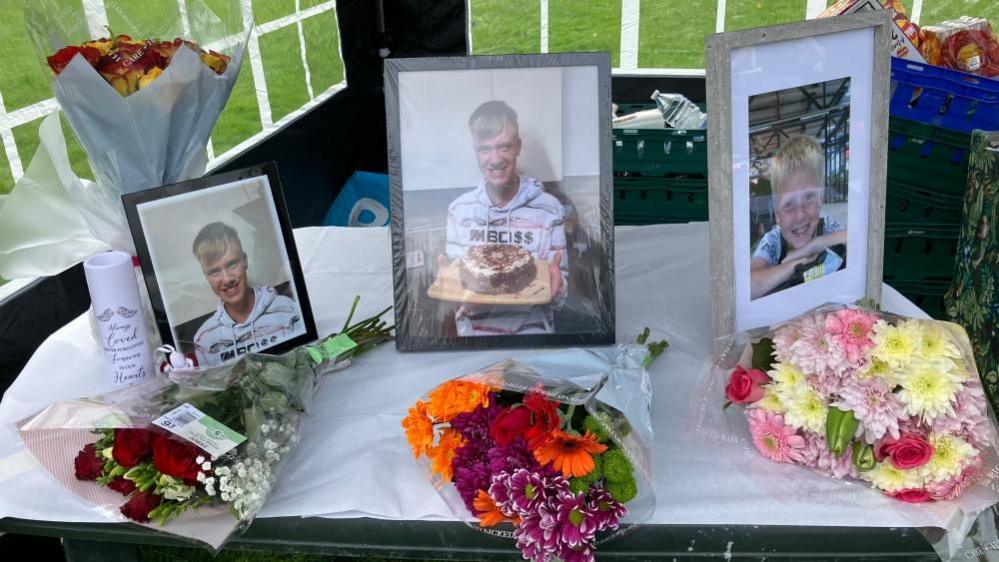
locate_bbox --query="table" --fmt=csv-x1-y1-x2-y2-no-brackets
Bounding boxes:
0,223,954,559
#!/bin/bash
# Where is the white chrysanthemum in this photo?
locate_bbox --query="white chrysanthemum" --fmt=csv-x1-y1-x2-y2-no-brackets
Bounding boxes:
897,362,962,422
919,324,962,361
103,447,114,460
769,362,807,393
862,461,925,493
870,320,922,369
756,387,786,414
923,433,978,482
782,387,828,434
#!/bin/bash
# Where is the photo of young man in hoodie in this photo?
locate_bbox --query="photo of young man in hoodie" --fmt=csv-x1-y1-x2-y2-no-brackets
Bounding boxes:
191,222,303,366
441,100,570,336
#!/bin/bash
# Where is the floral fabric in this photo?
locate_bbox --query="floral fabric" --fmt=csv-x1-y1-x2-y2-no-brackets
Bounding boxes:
946,130,999,412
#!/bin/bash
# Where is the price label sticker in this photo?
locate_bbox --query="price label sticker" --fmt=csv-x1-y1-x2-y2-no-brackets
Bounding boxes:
153,403,246,458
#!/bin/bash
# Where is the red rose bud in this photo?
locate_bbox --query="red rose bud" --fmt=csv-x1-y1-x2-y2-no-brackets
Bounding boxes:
47,45,101,74
113,429,155,468
724,365,770,404
153,435,205,484
107,477,137,496
490,406,532,446
889,488,933,503
119,490,161,523
74,443,104,480
876,433,934,470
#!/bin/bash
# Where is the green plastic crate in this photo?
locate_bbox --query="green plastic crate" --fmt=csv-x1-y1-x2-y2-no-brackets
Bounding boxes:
613,129,708,177
887,117,970,198
886,179,964,224
883,223,959,284
887,279,951,320
613,176,708,225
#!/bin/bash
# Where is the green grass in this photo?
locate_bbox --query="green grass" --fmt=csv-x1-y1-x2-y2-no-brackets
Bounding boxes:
919,0,998,26
258,24,310,122
726,0,807,31
550,0,621,67
302,9,345,92
470,0,540,54
639,0,716,68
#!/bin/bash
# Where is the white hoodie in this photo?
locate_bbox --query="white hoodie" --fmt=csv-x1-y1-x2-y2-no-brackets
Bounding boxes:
193,285,303,366
446,175,568,336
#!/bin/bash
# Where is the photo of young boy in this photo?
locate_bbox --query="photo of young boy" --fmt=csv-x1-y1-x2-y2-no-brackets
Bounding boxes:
750,135,848,300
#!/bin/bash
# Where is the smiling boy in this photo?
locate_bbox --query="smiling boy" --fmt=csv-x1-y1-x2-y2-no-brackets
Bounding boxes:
191,222,302,366
750,135,847,300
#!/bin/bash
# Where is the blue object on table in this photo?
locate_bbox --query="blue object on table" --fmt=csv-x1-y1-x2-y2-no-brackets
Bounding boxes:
890,57,999,134
322,171,390,227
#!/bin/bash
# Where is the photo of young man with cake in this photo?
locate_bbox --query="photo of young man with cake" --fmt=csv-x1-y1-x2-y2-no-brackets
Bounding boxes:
388,57,615,350
748,78,850,301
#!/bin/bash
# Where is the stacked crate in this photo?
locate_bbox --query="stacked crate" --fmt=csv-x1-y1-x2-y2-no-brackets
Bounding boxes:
882,58,998,318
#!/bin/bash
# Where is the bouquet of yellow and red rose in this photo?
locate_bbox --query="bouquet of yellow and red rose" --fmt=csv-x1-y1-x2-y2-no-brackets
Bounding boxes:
403,337,665,562
0,1,247,280
18,298,392,551
46,35,230,97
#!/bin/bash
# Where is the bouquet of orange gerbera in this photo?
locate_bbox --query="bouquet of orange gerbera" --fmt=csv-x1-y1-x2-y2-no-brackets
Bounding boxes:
402,337,666,562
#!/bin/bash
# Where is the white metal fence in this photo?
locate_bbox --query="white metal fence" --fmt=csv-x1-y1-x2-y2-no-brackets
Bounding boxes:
0,0,346,188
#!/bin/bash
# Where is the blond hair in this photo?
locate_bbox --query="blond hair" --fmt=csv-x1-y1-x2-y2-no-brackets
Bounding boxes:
770,135,825,198
192,222,244,266
468,100,519,143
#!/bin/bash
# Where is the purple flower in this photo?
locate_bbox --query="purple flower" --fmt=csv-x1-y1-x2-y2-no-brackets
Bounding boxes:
488,437,542,476
450,398,500,442
557,543,596,562
514,512,556,561
586,487,627,532
548,492,598,549
506,469,569,515
453,463,491,513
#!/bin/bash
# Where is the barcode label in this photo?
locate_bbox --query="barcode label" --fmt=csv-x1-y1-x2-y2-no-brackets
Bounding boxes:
152,403,245,458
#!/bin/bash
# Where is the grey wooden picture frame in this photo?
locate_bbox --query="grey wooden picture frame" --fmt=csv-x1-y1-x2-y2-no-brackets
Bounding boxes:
706,11,890,343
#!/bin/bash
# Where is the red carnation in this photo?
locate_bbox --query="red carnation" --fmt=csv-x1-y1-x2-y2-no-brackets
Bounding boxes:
46,45,101,74
113,428,155,468
107,477,137,496
74,443,104,480
120,490,161,523
153,435,205,484
490,406,532,446
523,389,561,450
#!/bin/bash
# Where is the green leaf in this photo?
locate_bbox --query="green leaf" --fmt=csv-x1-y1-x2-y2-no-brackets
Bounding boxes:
751,338,776,371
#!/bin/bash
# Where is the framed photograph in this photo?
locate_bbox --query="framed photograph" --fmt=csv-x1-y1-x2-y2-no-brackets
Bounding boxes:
385,53,615,351
707,11,890,339
123,162,317,366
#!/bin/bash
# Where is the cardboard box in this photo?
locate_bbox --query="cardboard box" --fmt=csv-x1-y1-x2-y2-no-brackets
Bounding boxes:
819,0,927,62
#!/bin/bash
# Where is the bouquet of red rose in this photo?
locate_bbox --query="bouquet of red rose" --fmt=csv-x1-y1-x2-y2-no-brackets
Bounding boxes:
18,299,392,550
402,337,665,562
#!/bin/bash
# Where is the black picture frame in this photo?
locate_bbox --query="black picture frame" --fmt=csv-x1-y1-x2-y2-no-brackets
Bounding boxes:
384,53,615,351
122,162,317,364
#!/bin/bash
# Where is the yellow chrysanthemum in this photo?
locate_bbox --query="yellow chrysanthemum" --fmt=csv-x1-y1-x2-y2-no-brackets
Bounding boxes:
919,324,961,361
870,320,922,369
923,433,978,482
782,387,827,433
768,362,806,393
863,461,925,493
897,363,961,422
756,387,786,414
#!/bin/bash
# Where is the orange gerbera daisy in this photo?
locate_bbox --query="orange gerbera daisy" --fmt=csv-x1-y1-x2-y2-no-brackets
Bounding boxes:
426,428,465,482
472,490,519,527
533,430,608,478
425,379,493,422
401,401,434,459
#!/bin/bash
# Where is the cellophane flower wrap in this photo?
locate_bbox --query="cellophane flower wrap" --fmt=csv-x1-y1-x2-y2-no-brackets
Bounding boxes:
709,304,999,559
403,346,658,562
16,300,393,551
0,0,247,278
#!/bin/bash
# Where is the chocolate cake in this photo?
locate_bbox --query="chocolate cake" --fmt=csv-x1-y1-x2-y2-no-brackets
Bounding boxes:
459,244,537,295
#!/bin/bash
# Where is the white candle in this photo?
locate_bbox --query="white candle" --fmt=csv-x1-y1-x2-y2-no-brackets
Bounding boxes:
84,251,154,387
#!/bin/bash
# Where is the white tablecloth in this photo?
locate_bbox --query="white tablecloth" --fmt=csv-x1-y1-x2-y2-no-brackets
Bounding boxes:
0,223,938,528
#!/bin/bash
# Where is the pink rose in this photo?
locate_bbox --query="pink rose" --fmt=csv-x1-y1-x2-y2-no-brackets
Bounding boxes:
876,433,933,470
725,365,770,404
889,488,933,503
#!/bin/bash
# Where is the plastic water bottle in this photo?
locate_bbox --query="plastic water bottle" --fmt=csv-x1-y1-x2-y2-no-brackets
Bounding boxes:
651,90,707,129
